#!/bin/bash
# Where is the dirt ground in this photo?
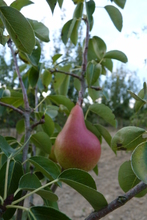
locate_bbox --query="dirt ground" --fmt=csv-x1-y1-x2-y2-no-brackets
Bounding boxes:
55,129,147,220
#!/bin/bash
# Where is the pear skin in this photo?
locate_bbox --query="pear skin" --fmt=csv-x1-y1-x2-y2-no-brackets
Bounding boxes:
54,103,101,171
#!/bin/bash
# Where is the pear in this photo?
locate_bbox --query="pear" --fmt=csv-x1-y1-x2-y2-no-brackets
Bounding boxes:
54,103,101,171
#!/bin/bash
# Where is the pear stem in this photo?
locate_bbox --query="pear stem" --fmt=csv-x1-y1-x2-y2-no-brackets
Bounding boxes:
78,18,90,107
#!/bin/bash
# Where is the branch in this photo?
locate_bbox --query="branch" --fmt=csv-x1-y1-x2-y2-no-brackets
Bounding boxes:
90,86,102,91
85,181,147,220
78,18,89,106
7,39,30,111
0,101,24,115
50,68,81,80
31,116,45,129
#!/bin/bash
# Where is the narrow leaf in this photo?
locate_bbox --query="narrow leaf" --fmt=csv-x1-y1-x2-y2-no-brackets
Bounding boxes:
86,0,95,26
29,66,39,87
105,5,123,31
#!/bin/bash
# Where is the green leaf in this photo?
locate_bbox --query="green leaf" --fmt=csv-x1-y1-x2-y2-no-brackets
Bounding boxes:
86,61,101,86
30,206,71,220
0,135,15,156
131,141,147,184
61,19,72,45
73,2,83,19
119,161,147,197
52,54,62,64
95,124,112,147
16,118,25,134
92,36,107,60
35,112,54,136
86,0,95,27
45,105,59,119
105,5,123,32
111,126,146,153
88,80,100,101
128,89,146,112
28,156,61,180
0,160,23,219
113,0,126,9
0,6,35,53
85,120,101,143
18,173,58,201
104,50,128,63
42,69,52,89
59,169,107,210
87,38,98,62
10,0,34,11
47,95,74,112
27,40,41,66
29,66,39,87
46,0,57,13
53,72,66,91
70,19,81,45
0,90,23,108
101,58,113,72
0,0,7,7
28,18,49,42
58,0,63,8
89,103,117,127
58,75,70,95
72,0,84,4
31,132,52,154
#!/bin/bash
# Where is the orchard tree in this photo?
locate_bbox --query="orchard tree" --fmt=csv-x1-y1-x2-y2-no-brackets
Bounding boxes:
0,1,147,220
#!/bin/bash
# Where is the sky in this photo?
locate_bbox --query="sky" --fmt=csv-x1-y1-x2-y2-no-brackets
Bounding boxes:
3,0,147,85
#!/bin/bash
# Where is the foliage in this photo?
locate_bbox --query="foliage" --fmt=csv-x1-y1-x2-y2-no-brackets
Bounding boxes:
102,66,139,126
0,0,147,220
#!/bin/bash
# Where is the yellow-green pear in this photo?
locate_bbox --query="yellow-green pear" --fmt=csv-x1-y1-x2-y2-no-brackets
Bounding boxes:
54,103,101,171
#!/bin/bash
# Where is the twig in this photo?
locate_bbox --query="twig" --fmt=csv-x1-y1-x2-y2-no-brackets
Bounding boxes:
85,181,147,220
50,68,81,80
31,117,45,129
90,86,102,91
78,18,89,106
0,101,24,115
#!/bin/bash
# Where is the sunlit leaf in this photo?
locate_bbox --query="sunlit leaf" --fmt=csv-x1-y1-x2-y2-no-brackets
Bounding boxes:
105,5,123,31
0,6,35,53
92,36,107,60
